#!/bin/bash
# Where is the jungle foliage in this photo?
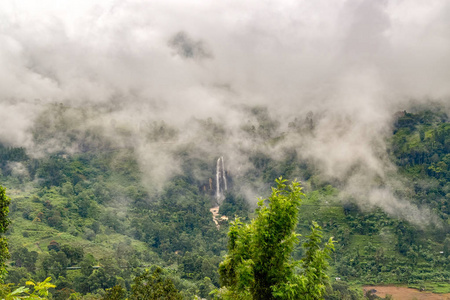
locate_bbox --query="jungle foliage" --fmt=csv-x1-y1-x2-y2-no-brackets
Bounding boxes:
217,178,334,300
0,106,449,299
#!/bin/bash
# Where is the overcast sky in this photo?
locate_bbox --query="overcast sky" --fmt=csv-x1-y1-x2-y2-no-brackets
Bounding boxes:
1,0,449,108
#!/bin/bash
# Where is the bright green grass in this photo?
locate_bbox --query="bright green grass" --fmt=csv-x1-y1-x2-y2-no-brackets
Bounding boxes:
408,282,450,294
7,187,158,265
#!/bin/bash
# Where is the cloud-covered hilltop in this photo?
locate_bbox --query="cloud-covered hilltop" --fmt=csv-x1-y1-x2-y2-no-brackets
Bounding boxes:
1,0,450,225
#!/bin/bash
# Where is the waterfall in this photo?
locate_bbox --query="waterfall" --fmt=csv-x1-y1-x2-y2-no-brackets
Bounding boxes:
215,156,227,203
216,157,221,200
221,156,227,191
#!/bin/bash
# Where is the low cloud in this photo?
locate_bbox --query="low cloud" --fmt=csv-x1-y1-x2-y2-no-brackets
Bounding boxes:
168,31,213,60
1,0,450,225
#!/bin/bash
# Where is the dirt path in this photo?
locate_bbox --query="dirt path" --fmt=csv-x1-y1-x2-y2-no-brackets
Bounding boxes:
210,206,220,228
210,206,228,228
364,286,450,300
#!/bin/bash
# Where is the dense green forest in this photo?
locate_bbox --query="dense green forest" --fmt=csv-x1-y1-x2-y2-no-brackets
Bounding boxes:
0,106,449,299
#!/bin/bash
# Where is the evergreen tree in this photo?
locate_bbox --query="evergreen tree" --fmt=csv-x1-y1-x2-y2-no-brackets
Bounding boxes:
131,267,183,300
0,186,10,282
103,285,126,300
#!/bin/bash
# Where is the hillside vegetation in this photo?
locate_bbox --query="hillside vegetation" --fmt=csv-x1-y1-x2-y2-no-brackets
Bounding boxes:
0,107,449,299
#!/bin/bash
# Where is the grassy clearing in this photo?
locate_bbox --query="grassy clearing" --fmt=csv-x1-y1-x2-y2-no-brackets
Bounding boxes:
408,282,450,294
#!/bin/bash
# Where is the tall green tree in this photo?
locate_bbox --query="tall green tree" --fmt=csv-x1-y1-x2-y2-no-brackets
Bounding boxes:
131,267,183,300
217,178,334,300
0,186,10,282
103,285,126,300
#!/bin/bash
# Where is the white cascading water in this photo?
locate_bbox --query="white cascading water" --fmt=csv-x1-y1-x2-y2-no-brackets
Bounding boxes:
221,156,227,191
216,157,221,200
216,156,227,202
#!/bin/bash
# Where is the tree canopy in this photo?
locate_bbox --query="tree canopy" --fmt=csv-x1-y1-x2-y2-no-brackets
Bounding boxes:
0,185,10,282
131,266,183,300
217,178,335,300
